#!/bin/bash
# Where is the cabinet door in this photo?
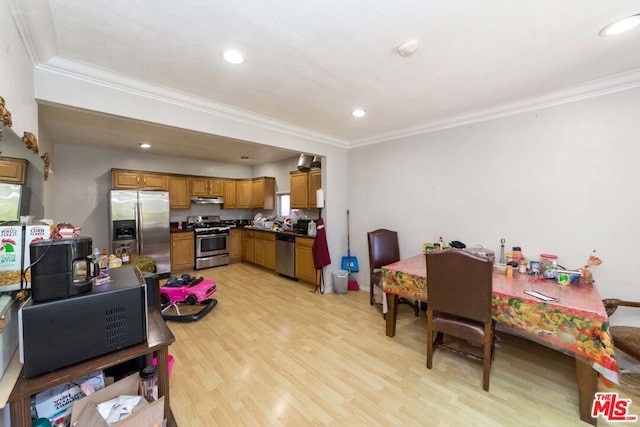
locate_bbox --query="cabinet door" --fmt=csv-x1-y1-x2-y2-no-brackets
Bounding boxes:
171,232,194,271
209,179,224,197
229,228,242,262
191,177,209,196
254,237,266,266
168,176,191,209
295,237,316,284
308,170,322,208
0,157,27,184
264,239,276,270
112,170,141,189
237,179,253,209
251,179,264,208
242,230,255,262
290,172,308,209
141,174,167,190
251,177,275,209
223,180,237,209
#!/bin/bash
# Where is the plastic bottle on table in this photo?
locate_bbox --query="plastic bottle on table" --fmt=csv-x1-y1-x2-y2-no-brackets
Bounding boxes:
438,236,445,250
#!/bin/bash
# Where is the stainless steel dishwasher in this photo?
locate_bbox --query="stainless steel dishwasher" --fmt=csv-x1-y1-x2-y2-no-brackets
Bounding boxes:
275,233,296,279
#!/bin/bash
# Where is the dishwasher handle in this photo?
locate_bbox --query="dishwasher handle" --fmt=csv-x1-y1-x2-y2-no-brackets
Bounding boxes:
276,233,296,243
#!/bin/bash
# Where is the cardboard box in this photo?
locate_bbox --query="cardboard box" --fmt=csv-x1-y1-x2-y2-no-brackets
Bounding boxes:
0,225,23,292
33,370,105,419
71,373,165,427
0,224,50,292
0,293,19,379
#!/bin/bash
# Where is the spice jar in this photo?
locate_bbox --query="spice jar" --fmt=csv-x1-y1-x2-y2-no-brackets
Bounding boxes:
138,365,158,402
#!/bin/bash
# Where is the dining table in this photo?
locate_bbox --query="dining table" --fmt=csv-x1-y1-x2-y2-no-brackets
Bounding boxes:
381,254,618,426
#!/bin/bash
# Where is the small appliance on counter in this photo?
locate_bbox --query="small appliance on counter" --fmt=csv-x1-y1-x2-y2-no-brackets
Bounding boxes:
296,219,312,235
19,265,148,378
30,237,94,303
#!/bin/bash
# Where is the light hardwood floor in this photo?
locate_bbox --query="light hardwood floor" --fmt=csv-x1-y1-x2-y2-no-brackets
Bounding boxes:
165,263,640,426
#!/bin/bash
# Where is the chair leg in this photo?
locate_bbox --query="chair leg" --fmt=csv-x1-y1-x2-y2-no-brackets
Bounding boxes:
482,321,492,392
370,282,374,305
427,310,434,369
413,300,419,317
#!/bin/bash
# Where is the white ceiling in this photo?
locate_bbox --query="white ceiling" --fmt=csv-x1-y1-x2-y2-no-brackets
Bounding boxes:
22,1,640,164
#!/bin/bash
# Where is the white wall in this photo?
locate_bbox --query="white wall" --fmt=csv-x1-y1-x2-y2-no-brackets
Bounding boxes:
348,86,640,325
0,0,38,418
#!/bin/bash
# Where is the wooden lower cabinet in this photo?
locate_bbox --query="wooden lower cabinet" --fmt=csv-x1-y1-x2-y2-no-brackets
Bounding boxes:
242,230,255,263
171,232,194,272
241,229,276,270
295,237,316,284
253,231,276,270
229,228,242,263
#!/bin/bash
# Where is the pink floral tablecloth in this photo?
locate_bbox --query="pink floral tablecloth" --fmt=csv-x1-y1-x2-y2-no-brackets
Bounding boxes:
382,254,619,384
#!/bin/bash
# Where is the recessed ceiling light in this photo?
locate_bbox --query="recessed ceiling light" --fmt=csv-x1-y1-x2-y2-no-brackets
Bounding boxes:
352,108,367,118
139,143,151,149
397,39,418,57
600,14,640,36
223,49,245,64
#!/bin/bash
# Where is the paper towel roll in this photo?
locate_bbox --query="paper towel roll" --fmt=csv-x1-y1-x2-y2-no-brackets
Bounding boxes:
316,189,324,208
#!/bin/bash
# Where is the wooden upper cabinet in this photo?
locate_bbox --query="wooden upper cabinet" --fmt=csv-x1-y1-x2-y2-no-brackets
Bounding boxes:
168,176,191,209
112,169,167,190
252,177,275,209
290,170,321,209
308,169,322,208
236,179,253,209
223,179,237,209
191,177,224,197
290,171,308,209
0,156,28,184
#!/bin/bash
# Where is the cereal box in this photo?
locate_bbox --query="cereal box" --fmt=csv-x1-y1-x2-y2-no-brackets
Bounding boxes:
0,223,50,292
24,224,50,287
0,224,23,292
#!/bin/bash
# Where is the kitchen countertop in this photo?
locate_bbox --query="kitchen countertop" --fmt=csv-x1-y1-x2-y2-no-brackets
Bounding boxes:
242,225,315,238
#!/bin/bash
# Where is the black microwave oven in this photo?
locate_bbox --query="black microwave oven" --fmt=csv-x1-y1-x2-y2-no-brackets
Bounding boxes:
297,219,312,235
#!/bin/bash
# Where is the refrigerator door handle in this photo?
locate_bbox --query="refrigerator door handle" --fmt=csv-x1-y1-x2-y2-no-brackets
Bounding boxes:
135,201,143,253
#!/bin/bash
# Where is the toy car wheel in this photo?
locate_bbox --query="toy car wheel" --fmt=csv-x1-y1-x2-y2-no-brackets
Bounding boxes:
186,294,197,305
160,294,170,306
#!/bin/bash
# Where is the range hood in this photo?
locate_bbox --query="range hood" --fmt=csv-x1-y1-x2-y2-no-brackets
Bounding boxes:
191,196,224,204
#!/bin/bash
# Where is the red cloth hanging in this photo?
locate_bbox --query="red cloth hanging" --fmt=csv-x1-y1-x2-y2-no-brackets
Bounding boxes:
312,218,331,268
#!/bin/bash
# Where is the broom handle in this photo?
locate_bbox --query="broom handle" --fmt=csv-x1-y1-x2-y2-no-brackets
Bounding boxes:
347,209,351,258
347,209,351,275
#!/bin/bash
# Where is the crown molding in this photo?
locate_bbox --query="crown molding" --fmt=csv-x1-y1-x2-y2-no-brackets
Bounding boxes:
8,0,57,65
351,68,640,148
36,57,350,149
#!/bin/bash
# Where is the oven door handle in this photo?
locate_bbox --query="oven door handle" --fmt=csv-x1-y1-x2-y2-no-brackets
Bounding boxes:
197,233,230,238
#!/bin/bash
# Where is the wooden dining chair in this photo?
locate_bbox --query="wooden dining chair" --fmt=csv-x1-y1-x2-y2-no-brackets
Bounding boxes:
602,299,640,362
425,249,495,391
367,229,419,316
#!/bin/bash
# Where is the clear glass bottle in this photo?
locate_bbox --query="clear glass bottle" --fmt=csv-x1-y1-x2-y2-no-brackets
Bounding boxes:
138,365,158,402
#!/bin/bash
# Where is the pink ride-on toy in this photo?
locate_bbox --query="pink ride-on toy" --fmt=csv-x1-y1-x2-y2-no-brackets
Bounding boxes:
160,274,217,306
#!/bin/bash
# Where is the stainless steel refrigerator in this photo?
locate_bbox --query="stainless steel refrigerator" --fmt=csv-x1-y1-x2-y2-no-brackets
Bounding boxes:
0,183,29,222
109,190,170,276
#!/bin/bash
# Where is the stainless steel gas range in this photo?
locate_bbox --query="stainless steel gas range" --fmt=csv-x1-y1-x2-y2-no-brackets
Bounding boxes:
187,215,231,269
